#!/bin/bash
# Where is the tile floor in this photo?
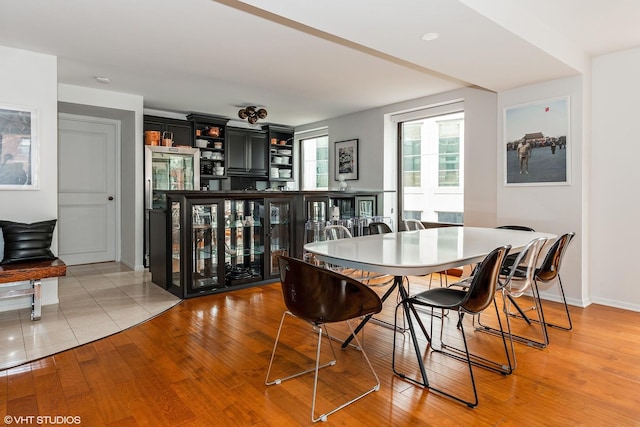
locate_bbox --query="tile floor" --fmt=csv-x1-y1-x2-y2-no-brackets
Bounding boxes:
0,262,181,371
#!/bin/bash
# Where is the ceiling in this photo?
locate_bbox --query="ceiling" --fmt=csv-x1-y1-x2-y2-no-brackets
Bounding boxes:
1,0,639,127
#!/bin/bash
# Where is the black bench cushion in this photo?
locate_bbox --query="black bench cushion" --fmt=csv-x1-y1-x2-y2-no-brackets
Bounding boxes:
0,219,57,265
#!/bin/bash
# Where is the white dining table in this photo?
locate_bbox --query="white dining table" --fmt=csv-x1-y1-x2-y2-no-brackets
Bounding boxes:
304,226,556,277
303,226,556,348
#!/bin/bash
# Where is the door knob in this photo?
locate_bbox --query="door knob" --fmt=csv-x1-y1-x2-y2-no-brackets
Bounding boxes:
108,196,114,201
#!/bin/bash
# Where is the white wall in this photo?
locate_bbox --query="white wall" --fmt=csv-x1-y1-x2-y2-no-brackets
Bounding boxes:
0,46,59,308
296,87,498,225
591,47,640,311
497,76,584,307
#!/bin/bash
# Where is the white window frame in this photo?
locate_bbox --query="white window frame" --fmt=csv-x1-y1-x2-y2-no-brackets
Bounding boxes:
391,101,464,225
297,127,329,190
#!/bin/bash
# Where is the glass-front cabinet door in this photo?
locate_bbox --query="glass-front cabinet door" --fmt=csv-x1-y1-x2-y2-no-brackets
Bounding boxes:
266,198,293,278
190,200,224,295
170,200,182,293
355,195,377,218
224,199,265,287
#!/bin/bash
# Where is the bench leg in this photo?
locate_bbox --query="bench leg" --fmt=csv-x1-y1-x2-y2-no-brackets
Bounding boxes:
31,279,41,321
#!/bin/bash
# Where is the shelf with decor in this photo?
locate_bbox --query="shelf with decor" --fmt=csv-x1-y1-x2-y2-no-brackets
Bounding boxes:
264,124,294,181
188,113,229,182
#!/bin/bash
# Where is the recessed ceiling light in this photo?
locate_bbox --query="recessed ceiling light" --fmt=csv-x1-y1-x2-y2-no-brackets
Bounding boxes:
421,32,440,41
95,76,111,84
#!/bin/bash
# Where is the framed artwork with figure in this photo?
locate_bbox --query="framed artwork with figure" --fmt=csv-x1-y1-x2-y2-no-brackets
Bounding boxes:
504,97,570,186
335,138,359,180
0,105,38,190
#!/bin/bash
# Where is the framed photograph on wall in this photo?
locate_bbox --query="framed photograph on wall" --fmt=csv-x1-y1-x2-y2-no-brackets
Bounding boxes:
0,105,38,190
335,138,359,180
504,97,570,186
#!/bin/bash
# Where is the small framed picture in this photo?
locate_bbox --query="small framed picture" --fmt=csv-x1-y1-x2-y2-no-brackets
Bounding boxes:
0,105,39,190
335,138,359,180
503,97,570,186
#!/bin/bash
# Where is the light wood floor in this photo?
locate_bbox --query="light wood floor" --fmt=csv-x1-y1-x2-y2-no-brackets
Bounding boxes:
1,277,639,426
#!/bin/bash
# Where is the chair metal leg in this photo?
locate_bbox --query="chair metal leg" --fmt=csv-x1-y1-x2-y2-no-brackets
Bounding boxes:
391,295,430,390
497,275,571,347
310,321,379,422
474,292,520,368
538,275,573,331
370,275,410,333
440,299,514,375
266,311,337,386
428,271,448,289
266,312,380,423
392,301,479,408
506,294,532,324
476,286,549,351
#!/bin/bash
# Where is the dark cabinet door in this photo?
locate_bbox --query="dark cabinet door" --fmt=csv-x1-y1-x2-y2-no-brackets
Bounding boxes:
248,132,267,175
144,115,192,147
227,129,247,173
265,198,293,279
226,128,267,176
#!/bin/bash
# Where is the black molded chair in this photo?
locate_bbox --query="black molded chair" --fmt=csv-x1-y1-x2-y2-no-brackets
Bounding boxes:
368,221,392,235
496,225,535,269
265,256,382,423
497,225,536,232
392,245,511,408
534,232,576,331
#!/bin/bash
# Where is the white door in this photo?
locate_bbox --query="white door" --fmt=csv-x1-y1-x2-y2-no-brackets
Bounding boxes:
58,114,119,265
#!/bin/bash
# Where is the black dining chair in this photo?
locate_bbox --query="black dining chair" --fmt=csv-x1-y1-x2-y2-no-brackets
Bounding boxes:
265,256,382,423
497,225,536,232
534,232,576,331
368,221,392,235
496,225,536,269
392,245,511,408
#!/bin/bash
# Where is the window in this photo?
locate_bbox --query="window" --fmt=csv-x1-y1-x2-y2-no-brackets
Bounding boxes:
403,123,422,187
438,119,462,187
395,107,464,225
437,211,464,224
301,135,329,190
403,210,422,220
